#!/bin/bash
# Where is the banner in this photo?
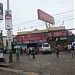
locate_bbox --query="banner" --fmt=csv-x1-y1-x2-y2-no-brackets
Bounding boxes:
5,10,12,30
0,3,3,20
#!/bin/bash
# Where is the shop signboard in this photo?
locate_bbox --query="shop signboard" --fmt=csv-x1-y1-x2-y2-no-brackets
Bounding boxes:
48,31,69,37
16,33,46,42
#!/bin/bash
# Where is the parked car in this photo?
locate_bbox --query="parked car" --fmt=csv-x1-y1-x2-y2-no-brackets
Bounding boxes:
42,43,52,54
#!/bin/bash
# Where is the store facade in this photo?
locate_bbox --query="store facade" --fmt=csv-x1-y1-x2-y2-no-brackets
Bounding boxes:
47,30,74,51
13,29,74,52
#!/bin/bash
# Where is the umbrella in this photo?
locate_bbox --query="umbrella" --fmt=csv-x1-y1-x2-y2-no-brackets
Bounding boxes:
14,45,21,49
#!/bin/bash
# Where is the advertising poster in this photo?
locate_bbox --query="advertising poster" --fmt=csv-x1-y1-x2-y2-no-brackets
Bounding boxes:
5,10,12,30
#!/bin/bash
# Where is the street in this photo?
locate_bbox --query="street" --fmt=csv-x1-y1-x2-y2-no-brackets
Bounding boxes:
0,52,75,75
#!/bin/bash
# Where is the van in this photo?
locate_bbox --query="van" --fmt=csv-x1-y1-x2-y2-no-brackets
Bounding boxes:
42,43,51,54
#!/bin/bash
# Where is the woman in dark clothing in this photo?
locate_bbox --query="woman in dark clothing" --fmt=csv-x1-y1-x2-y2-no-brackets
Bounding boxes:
32,48,35,59
71,46,74,58
28,47,32,59
56,46,59,58
16,49,20,62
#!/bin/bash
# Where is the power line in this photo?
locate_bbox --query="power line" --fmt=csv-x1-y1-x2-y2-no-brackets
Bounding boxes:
53,10,74,16
55,15,74,21
12,0,73,22
13,19,38,27
13,10,74,27
12,18,75,32
1,9,73,31
13,18,74,30
55,18,74,23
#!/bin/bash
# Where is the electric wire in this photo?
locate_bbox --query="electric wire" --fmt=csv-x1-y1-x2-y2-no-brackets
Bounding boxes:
1,10,74,31
12,18,75,32
13,9,74,28
12,0,73,22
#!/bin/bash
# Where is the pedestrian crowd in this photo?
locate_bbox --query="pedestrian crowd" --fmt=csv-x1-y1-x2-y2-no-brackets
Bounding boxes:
15,44,75,62
15,47,36,62
55,44,75,58
0,44,75,63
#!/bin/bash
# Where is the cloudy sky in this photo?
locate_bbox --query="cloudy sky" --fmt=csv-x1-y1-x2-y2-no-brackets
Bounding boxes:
0,0,74,35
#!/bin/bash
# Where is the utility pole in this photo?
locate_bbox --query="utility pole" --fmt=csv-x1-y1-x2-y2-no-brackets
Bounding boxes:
45,22,49,43
7,0,13,63
7,0,9,10
0,3,3,49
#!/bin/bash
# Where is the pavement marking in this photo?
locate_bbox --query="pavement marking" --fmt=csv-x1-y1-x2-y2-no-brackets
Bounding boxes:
0,67,39,75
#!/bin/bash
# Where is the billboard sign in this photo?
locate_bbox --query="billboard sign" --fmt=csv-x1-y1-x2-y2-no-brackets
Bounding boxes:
37,9,54,24
0,3,3,20
5,10,12,30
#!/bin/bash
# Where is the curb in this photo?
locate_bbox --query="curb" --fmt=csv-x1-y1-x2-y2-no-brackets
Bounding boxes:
0,67,39,75
0,62,16,67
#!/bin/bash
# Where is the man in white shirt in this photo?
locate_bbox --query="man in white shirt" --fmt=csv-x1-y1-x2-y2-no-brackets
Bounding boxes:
68,44,72,52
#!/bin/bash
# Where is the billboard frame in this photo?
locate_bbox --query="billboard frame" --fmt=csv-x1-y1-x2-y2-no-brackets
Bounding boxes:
37,9,54,24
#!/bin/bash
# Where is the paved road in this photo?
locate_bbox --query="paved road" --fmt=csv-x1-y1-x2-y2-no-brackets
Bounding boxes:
0,52,75,75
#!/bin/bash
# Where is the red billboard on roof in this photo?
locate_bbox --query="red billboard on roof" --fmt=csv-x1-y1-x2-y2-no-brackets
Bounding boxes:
37,9,54,24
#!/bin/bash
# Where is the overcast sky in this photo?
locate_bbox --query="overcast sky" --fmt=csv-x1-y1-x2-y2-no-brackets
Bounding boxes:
0,0,74,35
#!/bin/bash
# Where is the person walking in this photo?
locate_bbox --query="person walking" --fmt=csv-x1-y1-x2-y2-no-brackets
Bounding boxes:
0,49,6,63
32,47,35,59
56,46,59,58
20,47,23,55
28,47,33,59
68,44,72,52
0,52,3,63
71,46,74,58
16,49,20,62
